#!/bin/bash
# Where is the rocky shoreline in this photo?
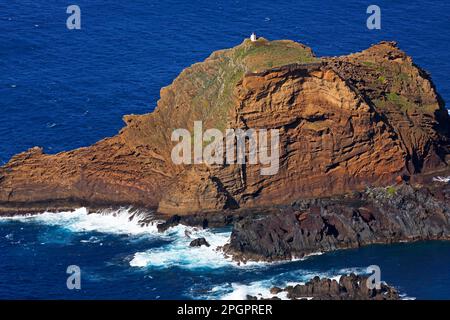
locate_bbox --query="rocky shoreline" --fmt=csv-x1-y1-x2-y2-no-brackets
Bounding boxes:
247,274,400,300
223,179,450,262
2,170,449,266
145,168,450,263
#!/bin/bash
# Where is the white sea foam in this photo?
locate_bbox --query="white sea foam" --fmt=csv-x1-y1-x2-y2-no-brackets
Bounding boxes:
189,269,335,300
2,208,413,298
0,207,160,236
0,207,264,270
199,267,387,300
211,267,413,301
80,236,102,243
129,225,244,270
291,251,323,262
433,176,450,183
219,282,282,300
337,267,368,275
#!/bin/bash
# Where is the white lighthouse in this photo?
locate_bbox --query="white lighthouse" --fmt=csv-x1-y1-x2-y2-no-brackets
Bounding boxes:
250,32,257,42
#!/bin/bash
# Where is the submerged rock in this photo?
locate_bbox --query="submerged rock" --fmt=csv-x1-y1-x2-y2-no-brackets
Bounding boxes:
189,237,210,247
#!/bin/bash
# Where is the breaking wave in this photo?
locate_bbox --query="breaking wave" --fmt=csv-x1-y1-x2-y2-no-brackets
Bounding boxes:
0,208,251,270
0,207,160,236
0,208,415,299
129,226,238,269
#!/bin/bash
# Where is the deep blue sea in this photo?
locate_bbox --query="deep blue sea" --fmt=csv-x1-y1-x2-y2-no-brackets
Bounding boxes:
0,0,450,299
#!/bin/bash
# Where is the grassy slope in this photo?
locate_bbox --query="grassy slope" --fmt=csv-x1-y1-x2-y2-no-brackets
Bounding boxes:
185,38,319,131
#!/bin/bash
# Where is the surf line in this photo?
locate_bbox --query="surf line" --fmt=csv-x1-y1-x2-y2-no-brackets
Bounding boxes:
177,304,211,318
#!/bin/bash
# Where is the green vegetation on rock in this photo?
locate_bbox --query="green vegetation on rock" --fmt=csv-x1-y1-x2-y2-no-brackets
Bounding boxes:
386,186,397,196
234,38,319,72
184,38,319,131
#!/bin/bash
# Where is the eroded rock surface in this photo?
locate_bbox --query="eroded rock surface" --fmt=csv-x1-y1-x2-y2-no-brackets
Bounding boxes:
225,180,450,262
0,39,449,216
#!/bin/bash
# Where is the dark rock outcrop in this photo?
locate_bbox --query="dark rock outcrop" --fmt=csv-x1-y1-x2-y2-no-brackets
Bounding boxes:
252,274,399,300
225,180,450,262
189,237,210,247
156,215,181,232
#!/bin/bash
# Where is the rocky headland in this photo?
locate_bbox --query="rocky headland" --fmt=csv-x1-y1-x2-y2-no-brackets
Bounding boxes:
1,38,450,264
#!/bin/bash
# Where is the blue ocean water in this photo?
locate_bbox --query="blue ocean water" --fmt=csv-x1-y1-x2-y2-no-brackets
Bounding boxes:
0,0,450,299
1,209,450,300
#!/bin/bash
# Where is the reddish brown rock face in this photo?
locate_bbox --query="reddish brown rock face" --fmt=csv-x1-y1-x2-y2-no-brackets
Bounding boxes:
0,40,448,216
327,41,450,173
214,65,408,208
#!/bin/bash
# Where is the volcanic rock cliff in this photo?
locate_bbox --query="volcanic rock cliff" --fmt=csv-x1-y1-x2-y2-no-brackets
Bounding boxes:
224,181,450,262
0,38,449,215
